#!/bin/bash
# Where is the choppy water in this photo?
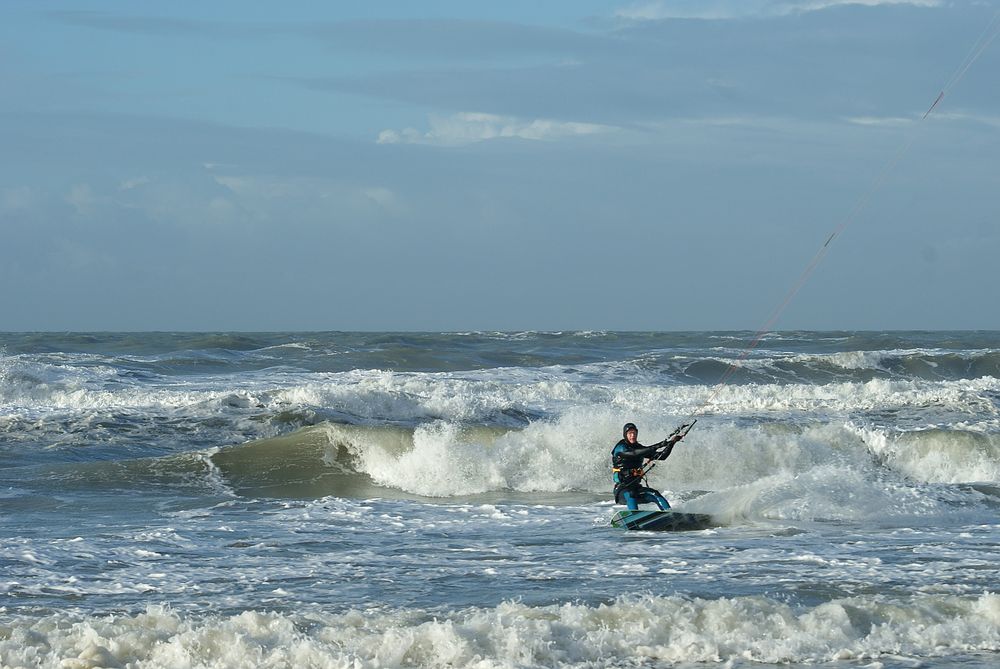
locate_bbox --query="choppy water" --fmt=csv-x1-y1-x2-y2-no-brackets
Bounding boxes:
1,331,998,668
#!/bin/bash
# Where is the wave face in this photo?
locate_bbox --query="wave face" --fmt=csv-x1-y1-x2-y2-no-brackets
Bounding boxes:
3,332,996,502
2,331,999,668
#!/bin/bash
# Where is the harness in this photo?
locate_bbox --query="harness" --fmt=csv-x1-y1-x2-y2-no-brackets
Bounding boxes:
611,466,645,479
611,440,647,503
609,422,693,507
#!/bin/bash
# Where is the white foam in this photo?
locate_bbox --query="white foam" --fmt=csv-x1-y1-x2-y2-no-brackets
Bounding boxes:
5,351,997,521
4,352,997,433
316,413,979,516
194,449,238,498
854,424,1000,484
3,593,998,668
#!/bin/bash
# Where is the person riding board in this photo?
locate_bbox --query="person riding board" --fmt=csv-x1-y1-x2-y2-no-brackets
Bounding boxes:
612,422,685,511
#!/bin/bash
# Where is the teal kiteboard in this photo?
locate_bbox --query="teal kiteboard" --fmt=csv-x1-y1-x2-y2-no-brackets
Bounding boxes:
610,509,714,532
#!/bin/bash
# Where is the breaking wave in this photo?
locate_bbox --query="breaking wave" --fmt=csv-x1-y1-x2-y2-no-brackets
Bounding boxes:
14,413,996,526
3,592,998,668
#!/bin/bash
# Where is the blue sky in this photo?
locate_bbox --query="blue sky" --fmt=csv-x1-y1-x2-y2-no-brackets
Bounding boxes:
2,0,998,331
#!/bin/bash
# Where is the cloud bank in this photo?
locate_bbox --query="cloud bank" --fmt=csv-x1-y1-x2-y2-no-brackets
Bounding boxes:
616,0,942,21
376,112,614,146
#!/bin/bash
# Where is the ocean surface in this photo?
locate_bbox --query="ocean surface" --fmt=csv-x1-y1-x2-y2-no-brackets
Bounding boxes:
1,331,998,668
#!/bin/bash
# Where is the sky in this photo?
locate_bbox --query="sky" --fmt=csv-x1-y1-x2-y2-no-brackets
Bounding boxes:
1,0,998,331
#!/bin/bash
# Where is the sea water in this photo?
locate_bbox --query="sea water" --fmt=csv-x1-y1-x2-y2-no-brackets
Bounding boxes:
1,331,998,668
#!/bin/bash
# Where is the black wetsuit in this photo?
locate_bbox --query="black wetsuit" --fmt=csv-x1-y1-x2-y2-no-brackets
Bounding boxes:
611,438,675,510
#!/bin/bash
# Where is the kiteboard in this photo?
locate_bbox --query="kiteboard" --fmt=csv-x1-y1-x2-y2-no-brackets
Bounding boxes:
610,509,714,532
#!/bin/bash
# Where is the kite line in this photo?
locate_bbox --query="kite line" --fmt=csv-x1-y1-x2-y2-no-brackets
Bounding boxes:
692,10,1000,416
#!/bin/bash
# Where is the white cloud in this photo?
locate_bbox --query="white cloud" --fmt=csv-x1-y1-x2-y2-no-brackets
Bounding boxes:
845,115,914,126
213,174,403,219
377,112,615,146
119,176,151,191
114,179,250,226
616,1,759,20
932,110,1000,128
846,110,1000,127
214,175,278,196
792,0,941,10
616,0,941,21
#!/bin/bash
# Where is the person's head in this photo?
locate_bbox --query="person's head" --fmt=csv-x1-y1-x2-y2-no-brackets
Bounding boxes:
623,422,638,443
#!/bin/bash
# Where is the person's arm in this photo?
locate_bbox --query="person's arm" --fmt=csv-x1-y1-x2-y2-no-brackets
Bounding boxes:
633,445,660,459
651,434,682,461
613,443,659,462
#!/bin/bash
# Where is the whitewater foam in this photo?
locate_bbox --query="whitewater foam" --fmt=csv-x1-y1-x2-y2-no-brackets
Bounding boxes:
854,425,1000,484
3,330,998,669
3,593,998,668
